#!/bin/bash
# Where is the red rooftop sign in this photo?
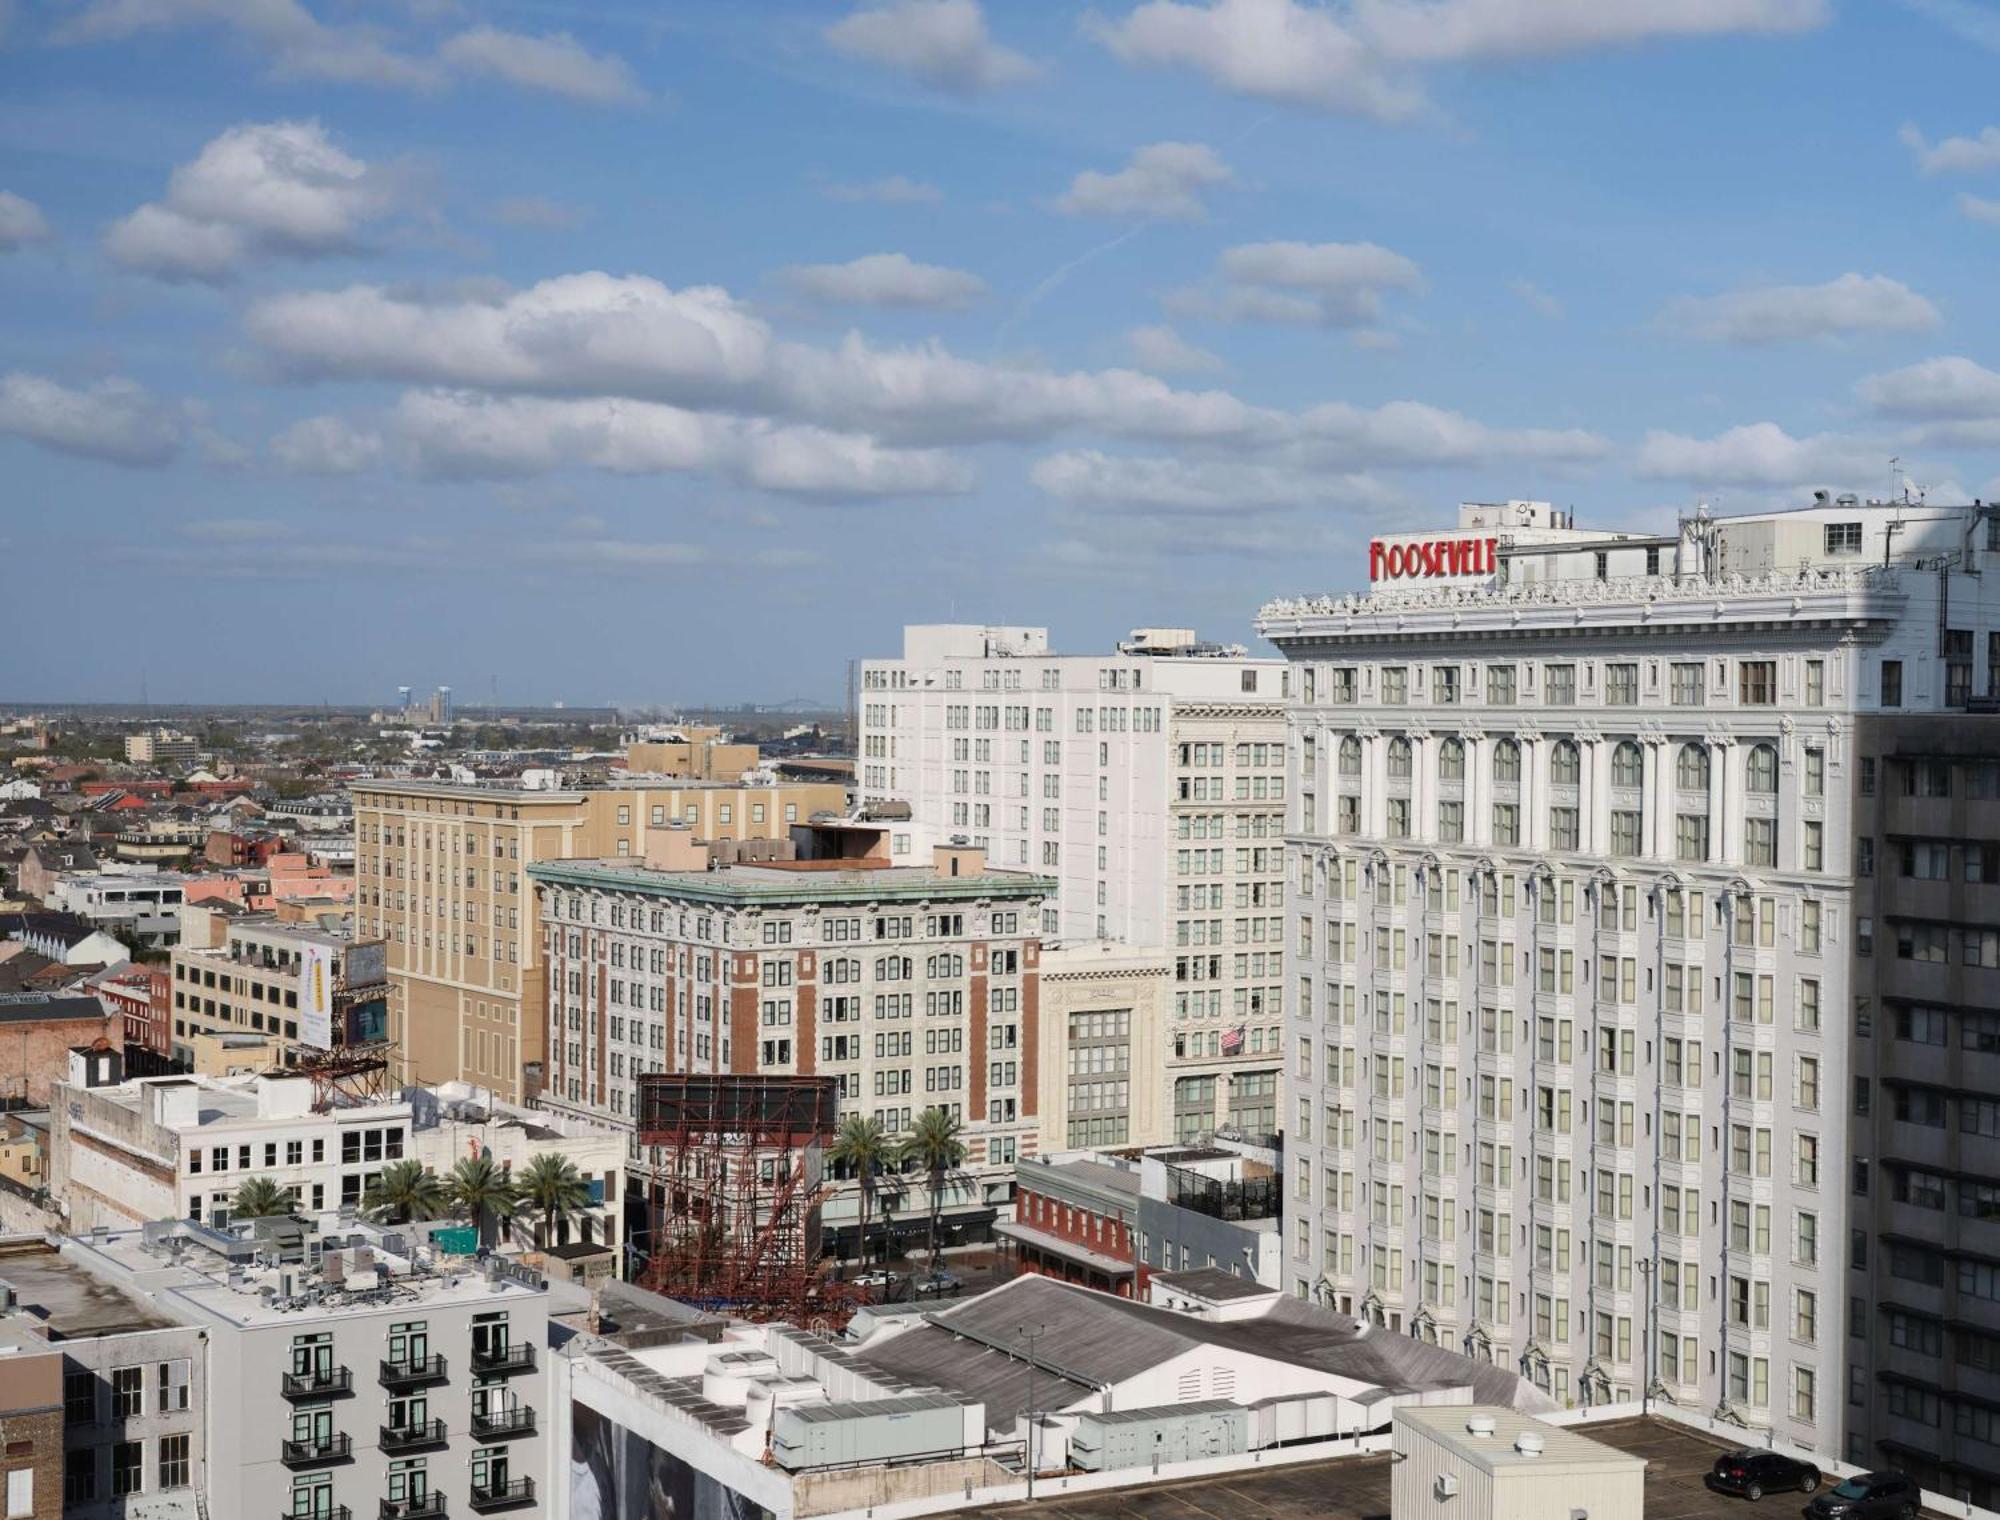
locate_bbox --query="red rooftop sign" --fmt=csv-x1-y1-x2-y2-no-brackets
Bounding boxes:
1370,536,1498,582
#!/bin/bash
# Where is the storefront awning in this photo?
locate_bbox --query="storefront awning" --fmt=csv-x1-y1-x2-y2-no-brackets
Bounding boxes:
994,1219,1134,1276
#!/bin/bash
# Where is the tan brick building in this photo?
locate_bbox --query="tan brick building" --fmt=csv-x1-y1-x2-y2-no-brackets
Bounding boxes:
351,777,847,1102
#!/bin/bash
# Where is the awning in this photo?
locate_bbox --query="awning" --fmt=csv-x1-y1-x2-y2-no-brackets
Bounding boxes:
994,1219,1134,1276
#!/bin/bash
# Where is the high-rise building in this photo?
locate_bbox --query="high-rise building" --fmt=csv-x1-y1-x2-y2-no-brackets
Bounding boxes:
858,624,1288,1142
527,841,1049,1255
350,776,846,1104
1260,496,2000,1473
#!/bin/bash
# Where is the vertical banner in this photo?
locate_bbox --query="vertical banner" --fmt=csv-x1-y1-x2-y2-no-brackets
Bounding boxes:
298,942,335,1049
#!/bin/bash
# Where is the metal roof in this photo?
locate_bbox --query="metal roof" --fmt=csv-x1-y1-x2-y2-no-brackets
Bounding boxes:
782,1392,965,1427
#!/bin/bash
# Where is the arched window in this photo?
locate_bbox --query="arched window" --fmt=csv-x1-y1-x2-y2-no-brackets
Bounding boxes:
1747,743,1778,794
1439,739,1465,782
1338,736,1362,777
1493,739,1521,784
1552,740,1581,786
1677,743,1710,792
1388,737,1413,779
1612,741,1644,788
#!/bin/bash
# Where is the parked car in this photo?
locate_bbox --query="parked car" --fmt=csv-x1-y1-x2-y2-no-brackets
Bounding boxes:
851,1269,900,1294
1707,1449,1821,1500
1803,1471,1919,1520
914,1271,962,1298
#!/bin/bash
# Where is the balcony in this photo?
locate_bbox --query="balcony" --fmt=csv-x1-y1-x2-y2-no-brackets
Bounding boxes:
468,1478,535,1514
282,1366,353,1400
280,1433,353,1469
468,1344,535,1377
379,1497,446,1520
280,1509,349,1520
378,1354,449,1389
469,1406,536,1441
379,1419,448,1453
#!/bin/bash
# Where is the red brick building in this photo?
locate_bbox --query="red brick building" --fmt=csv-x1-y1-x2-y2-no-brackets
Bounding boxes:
1001,1155,1141,1297
0,995,120,1107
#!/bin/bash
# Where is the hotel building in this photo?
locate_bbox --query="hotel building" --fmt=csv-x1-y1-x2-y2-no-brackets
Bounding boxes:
1260,496,2000,1482
858,625,1287,1144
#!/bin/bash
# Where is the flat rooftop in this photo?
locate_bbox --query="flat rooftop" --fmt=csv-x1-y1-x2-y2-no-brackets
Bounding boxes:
963,1417,1946,1520
0,1239,175,1337
531,857,1055,904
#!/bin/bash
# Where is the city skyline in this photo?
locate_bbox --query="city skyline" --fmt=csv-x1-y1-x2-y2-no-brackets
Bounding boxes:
9,1,2000,702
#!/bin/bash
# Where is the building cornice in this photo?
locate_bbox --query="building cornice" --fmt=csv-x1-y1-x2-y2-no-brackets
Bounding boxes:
528,860,1054,907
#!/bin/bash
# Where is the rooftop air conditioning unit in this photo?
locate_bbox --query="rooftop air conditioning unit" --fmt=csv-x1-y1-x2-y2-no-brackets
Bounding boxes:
1435,1473,1460,1499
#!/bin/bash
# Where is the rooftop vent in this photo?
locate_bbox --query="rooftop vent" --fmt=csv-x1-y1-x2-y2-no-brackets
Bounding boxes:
1515,1432,1545,1458
1465,1416,1496,1438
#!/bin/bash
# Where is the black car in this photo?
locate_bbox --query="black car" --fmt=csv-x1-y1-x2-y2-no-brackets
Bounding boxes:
1803,1470,1919,1520
1708,1449,1821,1501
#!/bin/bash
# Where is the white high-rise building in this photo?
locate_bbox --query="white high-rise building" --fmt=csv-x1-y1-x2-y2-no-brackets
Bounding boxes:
859,624,1288,1142
1260,495,2000,1474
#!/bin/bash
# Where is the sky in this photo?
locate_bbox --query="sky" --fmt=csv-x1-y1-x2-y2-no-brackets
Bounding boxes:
7,0,2000,707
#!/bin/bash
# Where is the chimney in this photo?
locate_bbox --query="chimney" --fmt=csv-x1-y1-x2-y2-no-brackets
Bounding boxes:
932,845,985,879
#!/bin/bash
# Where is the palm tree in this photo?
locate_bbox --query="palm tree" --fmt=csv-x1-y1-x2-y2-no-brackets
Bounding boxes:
900,1107,966,1272
449,1153,519,1251
229,1176,292,1218
362,1159,449,1224
516,1153,592,1252
830,1114,892,1267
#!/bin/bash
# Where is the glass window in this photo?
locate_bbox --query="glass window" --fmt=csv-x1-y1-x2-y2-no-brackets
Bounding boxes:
1612,741,1643,788
1746,744,1777,794
1738,661,1777,705
1492,739,1520,784
1552,740,1580,786
1676,744,1709,791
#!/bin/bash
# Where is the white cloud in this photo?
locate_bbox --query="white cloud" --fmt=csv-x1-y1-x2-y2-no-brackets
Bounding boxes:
1507,277,1563,318
271,414,384,474
1125,324,1226,375
393,390,972,496
1190,239,1423,326
105,120,390,282
1296,398,1609,466
1957,193,2000,225
1900,122,2000,175
0,371,181,467
1635,422,1884,488
52,0,439,90
0,192,51,250
1056,142,1234,221
1856,355,2000,419
1657,273,1940,344
781,252,987,309
1032,449,1391,512
825,0,1039,92
822,175,943,204
1092,0,1822,118
440,27,646,106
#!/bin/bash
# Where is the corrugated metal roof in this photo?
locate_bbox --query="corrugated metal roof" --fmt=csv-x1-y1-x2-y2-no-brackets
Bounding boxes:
783,1392,966,1426
1082,1399,1242,1426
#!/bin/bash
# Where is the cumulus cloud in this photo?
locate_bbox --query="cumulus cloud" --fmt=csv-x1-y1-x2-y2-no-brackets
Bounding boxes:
1125,324,1226,375
439,27,646,106
1635,422,1884,488
825,0,1039,92
821,175,943,204
1184,239,1424,327
1091,0,1821,119
1856,355,2000,423
1656,273,1940,344
0,372,181,467
270,414,384,474
781,252,987,309
0,192,52,250
52,0,440,89
1957,193,2000,226
1899,122,2000,175
105,120,391,282
1032,449,1395,513
1056,142,1234,221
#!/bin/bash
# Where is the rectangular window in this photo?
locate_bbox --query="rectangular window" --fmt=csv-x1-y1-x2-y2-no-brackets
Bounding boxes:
1881,660,1903,707
1738,660,1776,705
1605,664,1639,705
1670,663,1704,706
158,1434,190,1490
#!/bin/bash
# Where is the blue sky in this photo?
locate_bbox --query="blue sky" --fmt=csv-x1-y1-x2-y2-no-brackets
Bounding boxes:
7,0,2000,706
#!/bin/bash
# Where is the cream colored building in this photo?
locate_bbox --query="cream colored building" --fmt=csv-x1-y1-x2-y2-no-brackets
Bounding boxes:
1035,941,1171,1154
624,726,760,780
350,776,848,1103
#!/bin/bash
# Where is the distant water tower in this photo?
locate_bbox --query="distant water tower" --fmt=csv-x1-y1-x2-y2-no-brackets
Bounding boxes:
397,685,412,712
437,686,453,724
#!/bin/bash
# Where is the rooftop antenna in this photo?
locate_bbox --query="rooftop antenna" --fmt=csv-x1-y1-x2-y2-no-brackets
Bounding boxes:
1890,456,1904,502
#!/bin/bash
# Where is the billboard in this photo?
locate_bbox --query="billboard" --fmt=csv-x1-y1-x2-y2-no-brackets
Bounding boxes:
344,939,388,987
298,942,335,1049
343,994,388,1045
571,1403,774,1520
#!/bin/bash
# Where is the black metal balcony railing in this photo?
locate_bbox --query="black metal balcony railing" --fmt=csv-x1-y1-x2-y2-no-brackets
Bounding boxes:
280,1506,350,1520
468,1343,535,1376
378,1496,446,1520
280,1433,353,1468
1164,1164,1281,1222
379,1419,448,1453
468,1478,535,1514
282,1367,353,1400
378,1354,449,1388
469,1405,536,1440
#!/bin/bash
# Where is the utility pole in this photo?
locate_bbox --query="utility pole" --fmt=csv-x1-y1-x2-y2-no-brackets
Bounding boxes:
1018,1322,1046,1498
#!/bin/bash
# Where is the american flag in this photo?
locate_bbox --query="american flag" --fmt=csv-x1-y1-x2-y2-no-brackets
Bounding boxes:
1220,1024,1246,1055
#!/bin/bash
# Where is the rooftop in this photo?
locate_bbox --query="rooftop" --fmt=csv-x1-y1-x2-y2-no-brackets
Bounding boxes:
530,857,1055,905
0,1238,176,1337
0,992,110,1024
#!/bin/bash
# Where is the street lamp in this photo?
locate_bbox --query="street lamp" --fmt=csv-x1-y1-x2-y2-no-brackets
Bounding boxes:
1018,1322,1046,1499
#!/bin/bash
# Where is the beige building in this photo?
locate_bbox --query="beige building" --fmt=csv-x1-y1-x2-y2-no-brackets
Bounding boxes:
124,728,198,764
351,776,848,1103
1035,941,1171,1154
623,726,760,780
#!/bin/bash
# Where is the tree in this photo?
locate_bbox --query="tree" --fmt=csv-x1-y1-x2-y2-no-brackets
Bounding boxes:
229,1176,292,1219
515,1153,592,1252
449,1153,519,1250
362,1160,449,1224
830,1114,892,1266
899,1107,966,1271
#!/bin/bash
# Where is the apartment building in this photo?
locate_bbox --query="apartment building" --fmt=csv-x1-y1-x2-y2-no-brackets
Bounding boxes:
1035,940,1171,1154
527,841,1049,1252
1259,496,2000,1469
67,1217,550,1520
168,912,388,1060
350,775,846,1104
123,730,198,765
858,625,1287,1142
